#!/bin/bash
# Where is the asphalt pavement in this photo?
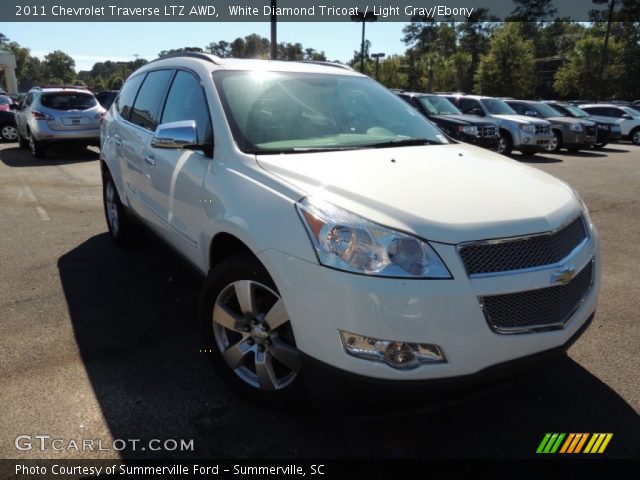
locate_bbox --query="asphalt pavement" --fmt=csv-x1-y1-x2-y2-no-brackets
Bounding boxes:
0,142,638,461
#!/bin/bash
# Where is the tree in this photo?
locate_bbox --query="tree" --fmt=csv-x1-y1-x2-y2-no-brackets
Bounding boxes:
554,35,624,99
474,23,535,98
43,50,76,83
303,48,327,62
159,47,203,57
207,41,231,57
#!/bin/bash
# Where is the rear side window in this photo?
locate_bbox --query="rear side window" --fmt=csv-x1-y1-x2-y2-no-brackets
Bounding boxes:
584,107,607,116
129,69,174,131
460,98,482,115
41,92,97,111
161,70,212,144
116,74,144,120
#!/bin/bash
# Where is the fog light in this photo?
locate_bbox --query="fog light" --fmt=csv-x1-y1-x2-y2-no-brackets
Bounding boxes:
339,331,446,370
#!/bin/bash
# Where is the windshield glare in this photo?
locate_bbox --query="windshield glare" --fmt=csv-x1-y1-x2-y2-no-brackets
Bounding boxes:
564,105,589,117
419,95,461,115
480,98,516,115
534,102,563,117
213,71,448,153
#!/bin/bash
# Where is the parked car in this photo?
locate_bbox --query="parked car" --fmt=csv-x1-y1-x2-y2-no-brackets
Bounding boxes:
579,104,640,145
543,101,621,149
505,100,596,153
95,90,119,110
101,53,599,408
443,94,553,156
396,91,500,150
0,110,18,142
15,85,104,158
0,94,13,112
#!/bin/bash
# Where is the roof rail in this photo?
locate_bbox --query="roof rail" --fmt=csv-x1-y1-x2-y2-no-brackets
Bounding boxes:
298,61,355,72
150,52,222,65
32,84,89,90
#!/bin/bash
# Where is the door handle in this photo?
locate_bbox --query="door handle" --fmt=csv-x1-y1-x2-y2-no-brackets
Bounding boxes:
144,154,156,166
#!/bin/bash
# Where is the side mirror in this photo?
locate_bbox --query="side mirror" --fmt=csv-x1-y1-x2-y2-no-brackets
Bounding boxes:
525,110,537,117
152,120,200,149
621,113,631,119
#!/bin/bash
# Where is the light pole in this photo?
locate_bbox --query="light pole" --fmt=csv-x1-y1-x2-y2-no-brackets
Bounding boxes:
371,52,385,80
592,0,616,101
270,0,277,60
350,12,377,73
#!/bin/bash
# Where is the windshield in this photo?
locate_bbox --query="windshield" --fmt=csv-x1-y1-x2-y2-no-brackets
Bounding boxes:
213,71,448,153
622,106,640,117
418,95,461,115
41,92,97,111
563,105,590,118
480,98,516,115
533,102,563,118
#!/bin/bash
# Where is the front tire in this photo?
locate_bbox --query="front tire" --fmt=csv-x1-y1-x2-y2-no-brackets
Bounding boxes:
631,128,640,146
546,130,562,153
102,171,143,246
497,131,513,155
199,254,305,409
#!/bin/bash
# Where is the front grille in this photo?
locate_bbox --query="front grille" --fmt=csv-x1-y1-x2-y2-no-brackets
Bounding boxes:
586,125,596,136
478,126,497,137
480,260,594,333
459,216,588,276
535,125,550,135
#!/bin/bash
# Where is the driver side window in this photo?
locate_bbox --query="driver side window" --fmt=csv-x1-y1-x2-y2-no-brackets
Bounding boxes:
161,70,213,144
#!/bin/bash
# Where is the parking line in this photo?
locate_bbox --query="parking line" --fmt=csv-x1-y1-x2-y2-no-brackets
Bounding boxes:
18,177,50,221
35,206,50,221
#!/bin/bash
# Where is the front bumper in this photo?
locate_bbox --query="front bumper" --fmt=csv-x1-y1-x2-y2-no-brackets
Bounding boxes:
512,130,552,151
258,226,599,382
561,130,597,150
302,312,593,410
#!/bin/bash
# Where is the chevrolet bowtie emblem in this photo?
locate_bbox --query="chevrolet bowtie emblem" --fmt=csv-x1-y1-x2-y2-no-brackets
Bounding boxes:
552,265,576,285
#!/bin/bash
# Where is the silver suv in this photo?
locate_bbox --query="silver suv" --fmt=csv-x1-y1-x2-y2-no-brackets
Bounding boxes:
444,94,553,156
15,85,104,158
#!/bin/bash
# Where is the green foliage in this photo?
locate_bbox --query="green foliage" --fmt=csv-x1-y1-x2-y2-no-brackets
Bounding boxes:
554,35,624,99
474,23,535,98
43,50,76,83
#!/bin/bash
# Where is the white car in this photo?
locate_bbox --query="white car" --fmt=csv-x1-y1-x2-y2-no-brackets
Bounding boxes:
580,104,640,145
100,53,600,408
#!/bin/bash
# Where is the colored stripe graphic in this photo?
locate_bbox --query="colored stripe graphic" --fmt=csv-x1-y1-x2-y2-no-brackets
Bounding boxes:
537,433,613,454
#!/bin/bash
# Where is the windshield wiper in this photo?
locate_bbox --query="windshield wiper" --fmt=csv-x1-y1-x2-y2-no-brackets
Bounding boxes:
362,138,443,148
247,146,359,155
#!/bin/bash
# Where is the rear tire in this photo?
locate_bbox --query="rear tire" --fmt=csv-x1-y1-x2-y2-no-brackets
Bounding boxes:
199,254,306,410
29,132,45,158
17,129,28,149
102,171,143,246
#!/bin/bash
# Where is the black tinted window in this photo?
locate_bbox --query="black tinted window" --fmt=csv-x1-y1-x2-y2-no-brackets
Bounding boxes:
509,102,528,115
116,74,144,120
41,92,97,111
460,98,482,114
130,70,174,131
607,108,624,118
161,71,212,144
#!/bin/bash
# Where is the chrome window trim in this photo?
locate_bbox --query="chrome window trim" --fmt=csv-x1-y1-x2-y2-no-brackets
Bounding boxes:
457,215,589,278
478,257,595,335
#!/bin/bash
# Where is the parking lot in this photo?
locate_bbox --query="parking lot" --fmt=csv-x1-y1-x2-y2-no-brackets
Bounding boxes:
0,141,638,460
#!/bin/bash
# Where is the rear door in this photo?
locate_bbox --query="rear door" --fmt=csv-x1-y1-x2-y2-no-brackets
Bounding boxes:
142,69,213,263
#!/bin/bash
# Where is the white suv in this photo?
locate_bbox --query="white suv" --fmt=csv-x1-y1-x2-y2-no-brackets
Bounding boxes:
100,54,600,408
579,104,640,145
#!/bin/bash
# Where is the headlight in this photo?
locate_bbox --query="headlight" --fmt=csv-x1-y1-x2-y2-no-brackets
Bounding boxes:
296,197,451,278
520,124,535,133
570,123,583,132
571,188,592,231
457,125,478,136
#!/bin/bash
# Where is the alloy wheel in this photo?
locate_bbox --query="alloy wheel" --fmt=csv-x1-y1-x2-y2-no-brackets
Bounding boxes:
212,280,300,391
1,125,17,141
105,180,120,237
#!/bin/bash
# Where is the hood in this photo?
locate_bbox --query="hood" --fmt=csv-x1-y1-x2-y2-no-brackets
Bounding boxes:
491,114,550,126
257,144,580,244
546,116,595,126
431,114,496,127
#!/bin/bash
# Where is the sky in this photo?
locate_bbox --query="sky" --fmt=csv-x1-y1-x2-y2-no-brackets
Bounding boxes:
1,22,409,72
